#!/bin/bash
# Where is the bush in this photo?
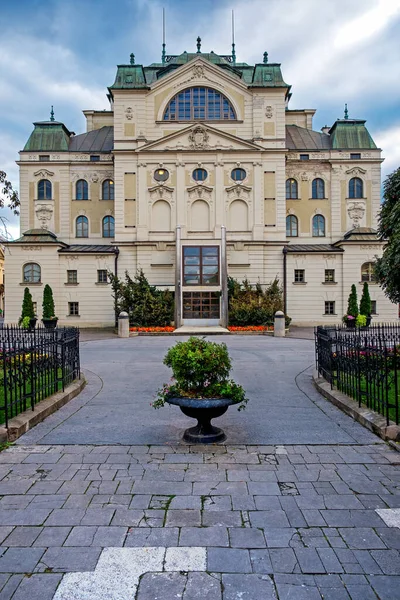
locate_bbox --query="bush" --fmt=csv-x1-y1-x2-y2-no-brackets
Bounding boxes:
228,277,289,326
346,284,359,317
360,282,372,316
20,316,31,329
109,269,174,326
19,287,35,324
154,337,248,410
42,284,56,319
356,314,367,327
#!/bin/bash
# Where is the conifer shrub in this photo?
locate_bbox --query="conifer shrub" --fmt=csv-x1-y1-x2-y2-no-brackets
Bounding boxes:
19,287,35,324
42,284,56,319
346,284,359,317
360,282,372,316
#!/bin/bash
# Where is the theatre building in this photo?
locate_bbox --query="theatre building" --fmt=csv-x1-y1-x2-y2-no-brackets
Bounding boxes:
4,42,398,326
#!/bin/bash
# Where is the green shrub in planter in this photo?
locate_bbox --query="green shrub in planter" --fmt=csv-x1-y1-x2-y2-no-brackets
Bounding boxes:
42,284,56,319
360,282,372,316
346,284,359,317
356,314,367,327
153,337,248,410
19,287,35,324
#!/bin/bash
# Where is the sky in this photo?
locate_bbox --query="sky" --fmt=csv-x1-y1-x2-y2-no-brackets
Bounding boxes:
0,0,399,239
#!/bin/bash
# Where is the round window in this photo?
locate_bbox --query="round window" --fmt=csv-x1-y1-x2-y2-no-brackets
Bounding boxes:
231,168,246,181
154,168,169,182
192,168,208,182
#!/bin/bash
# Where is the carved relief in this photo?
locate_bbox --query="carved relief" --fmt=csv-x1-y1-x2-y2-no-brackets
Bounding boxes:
148,184,174,201
187,184,213,201
33,169,54,178
125,107,134,120
192,65,205,78
225,183,252,201
345,167,367,176
301,172,309,181
189,126,209,150
22,246,42,251
347,201,365,228
90,173,99,183
35,204,53,229
265,105,273,119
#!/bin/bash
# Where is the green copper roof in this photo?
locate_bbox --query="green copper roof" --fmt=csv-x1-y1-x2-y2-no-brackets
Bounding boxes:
329,119,377,149
23,122,72,152
109,65,149,90
12,229,67,245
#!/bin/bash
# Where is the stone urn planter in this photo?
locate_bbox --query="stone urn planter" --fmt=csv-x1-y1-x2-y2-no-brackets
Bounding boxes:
153,337,248,444
29,318,37,331
42,318,58,329
166,396,236,443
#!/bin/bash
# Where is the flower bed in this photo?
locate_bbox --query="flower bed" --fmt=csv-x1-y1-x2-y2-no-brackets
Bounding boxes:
129,326,175,333
228,325,273,332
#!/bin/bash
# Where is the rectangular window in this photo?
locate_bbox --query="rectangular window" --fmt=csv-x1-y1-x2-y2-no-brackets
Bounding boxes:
183,292,220,319
68,302,79,316
300,154,309,160
67,270,78,284
324,301,335,315
39,155,50,161
350,153,361,159
294,269,305,283
97,269,108,283
183,246,219,286
90,155,100,162
324,269,335,283
371,300,377,314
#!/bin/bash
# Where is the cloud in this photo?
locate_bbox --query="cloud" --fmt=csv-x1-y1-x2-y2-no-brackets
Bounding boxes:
375,124,400,177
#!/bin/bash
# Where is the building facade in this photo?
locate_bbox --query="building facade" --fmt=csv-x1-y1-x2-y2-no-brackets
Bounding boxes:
4,44,398,326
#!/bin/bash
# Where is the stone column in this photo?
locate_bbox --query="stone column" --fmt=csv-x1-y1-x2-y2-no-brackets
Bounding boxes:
118,311,129,338
175,226,181,328
220,225,228,328
274,310,285,337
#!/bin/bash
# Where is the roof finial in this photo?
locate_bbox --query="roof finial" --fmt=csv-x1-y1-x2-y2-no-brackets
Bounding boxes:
231,10,236,65
196,36,201,53
130,53,135,65
263,51,268,64
344,103,348,120
161,8,165,65
50,106,55,122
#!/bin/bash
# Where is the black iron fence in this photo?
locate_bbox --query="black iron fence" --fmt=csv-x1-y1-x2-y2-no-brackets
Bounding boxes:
315,324,400,425
0,326,80,428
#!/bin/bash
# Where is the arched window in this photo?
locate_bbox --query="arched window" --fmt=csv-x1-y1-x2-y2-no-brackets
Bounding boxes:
163,87,236,121
286,178,298,199
312,178,325,199
76,216,88,238
192,168,207,182
102,216,115,238
361,262,377,283
349,177,363,199
76,179,88,200
38,179,52,200
152,200,171,231
312,214,326,237
286,215,298,237
102,179,114,200
229,200,249,231
23,263,41,283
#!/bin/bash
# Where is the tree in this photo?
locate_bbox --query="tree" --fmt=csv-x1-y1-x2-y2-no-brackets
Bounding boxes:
20,287,35,323
347,284,358,317
0,171,19,215
360,282,372,316
42,284,56,319
375,167,400,303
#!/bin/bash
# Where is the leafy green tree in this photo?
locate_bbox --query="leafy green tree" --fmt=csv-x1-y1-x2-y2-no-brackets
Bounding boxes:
347,284,359,317
0,170,19,215
42,284,56,319
375,167,400,303
360,282,372,316
20,287,35,323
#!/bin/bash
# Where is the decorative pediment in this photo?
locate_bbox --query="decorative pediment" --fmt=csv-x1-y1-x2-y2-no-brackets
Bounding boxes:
33,169,54,178
225,183,252,201
345,167,367,176
148,184,174,201
187,184,213,201
140,123,263,153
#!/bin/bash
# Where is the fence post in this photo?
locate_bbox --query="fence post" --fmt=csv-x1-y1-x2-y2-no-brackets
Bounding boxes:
118,312,130,338
274,311,285,338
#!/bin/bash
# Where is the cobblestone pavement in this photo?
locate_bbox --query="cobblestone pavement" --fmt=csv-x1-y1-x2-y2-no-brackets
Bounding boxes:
0,443,399,599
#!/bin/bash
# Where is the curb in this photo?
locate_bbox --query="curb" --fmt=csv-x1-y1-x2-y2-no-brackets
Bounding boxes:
0,376,86,443
313,370,400,446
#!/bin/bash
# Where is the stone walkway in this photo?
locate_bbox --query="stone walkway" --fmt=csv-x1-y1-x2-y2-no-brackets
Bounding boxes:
0,336,399,599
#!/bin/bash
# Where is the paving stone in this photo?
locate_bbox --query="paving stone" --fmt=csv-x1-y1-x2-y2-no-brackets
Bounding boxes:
353,550,382,574
92,526,127,547
179,526,229,547
0,528,14,546
0,548,45,573
229,528,266,548
124,527,179,547
203,496,232,511
165,546,206,571
345,585,379,600
45,509,86,526
33,527,71,547
249,510,290,528
314,586,350,599
132,481,192,495
0,509,51,526
221,574,276,599
316,548,344,573
207,548,251,573
274,583,322,599
202,511,243,527
80,508,115,526
254,496,281,510
64,526,97,546
264,528,297,548
39,547,101,573
232,495,256,510
295,548,326,574
165,509,201,527
136,572,186,600
247,482,281,495
370,550,400,575
129,495,151,509
2,526,42,547
0,574,24,600
368,575,400,600
376,527,400,550
193,482,248,496
339,528,387,550
184,572,222,599
11,574,63,600
63,494,93,509
249,549,273,574
269,548,298,573
110,509,143,526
